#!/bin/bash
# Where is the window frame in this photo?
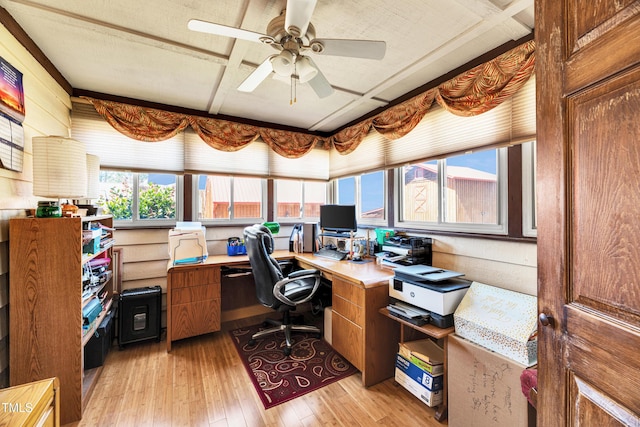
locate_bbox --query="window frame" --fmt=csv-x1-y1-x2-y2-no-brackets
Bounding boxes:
274,179,329,223
333,170,388,227
100,170,183,228
522,141,537,237
192,174,268,225
395,147,509,235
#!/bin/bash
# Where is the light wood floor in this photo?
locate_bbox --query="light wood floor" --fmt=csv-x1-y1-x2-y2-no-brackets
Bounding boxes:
72,315,446,427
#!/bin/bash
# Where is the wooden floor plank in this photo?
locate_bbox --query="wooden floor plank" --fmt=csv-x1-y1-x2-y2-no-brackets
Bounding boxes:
75,316,446,426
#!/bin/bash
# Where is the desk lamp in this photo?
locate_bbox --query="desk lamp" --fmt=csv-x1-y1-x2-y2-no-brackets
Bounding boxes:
32,136,87,217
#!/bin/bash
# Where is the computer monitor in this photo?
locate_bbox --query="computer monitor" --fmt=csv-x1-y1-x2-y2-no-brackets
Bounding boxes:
319,204,357,233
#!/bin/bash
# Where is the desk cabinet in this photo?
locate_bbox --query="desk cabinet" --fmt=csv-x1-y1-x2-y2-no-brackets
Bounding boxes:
332,278,365,370
167,265,221,350
331,277,399,387
0,377,60,427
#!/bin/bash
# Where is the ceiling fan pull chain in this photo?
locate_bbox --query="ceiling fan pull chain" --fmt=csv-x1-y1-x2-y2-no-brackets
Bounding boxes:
290,64,297,105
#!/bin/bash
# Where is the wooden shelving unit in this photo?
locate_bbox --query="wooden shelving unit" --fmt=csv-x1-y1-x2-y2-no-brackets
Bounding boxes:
9,215,115,425
379,306,454,422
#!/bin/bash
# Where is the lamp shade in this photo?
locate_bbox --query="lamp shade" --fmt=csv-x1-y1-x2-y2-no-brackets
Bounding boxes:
86,154,100,200
272,50,295,76
297,56,317,83
32,136,87,199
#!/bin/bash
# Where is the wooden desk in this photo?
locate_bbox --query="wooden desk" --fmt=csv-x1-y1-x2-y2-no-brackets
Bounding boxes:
167,251,400,387
295,254,399,387
379,307,454,422
0,377,60,427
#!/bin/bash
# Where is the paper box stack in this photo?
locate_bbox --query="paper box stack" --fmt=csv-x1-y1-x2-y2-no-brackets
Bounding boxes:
453,281,537,366
395,339,444,407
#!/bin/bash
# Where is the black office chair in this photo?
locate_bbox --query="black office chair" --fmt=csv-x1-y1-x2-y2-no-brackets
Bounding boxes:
243,224,322,355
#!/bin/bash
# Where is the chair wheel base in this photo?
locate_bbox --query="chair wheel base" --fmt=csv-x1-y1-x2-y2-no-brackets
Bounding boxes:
283,347,292,356
248,339,256,346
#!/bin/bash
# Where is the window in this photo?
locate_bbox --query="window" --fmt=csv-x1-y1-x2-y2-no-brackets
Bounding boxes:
98,170,181,226
522,141,537,237
275,179,327,221
397,148,508,234
335,170,386,225
361,171,385,220
195,175,266,222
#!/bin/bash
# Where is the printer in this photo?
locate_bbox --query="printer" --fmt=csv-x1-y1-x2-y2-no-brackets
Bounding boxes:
377,236,433,267
388,264,471,328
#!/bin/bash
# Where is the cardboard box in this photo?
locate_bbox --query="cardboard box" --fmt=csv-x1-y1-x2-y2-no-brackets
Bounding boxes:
453,281,537,366
324,306,332,344
395,356,443,407
398,339,444,376
448,334,530,427
395,354,443,391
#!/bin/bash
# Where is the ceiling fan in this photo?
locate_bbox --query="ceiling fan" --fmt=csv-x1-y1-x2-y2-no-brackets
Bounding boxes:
188,0,386,99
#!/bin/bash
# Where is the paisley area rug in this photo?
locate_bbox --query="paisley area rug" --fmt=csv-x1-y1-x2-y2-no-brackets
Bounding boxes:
229,323,358,409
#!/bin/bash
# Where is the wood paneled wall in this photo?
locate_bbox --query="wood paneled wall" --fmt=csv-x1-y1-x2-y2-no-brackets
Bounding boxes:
431,235,536,295
0,23,73,388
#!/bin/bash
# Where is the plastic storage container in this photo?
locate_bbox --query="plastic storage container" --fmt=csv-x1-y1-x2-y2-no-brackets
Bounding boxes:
84,308,115,369
227,237,247,256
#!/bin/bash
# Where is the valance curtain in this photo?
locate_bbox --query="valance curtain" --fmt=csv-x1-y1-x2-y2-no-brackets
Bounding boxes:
82,39,535,159
83,98,322,158
328,39,535,153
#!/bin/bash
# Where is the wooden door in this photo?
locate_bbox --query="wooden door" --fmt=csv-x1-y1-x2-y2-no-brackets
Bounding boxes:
536,1,640,425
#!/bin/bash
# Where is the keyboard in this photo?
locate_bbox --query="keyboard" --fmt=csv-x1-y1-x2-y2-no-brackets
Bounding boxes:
314,248,348,260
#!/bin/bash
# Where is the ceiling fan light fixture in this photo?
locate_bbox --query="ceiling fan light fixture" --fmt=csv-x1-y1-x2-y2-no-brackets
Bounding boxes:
297,56,318,83
272,50,295,76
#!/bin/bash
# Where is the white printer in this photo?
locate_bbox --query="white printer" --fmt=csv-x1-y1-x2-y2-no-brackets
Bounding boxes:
388,264,470,328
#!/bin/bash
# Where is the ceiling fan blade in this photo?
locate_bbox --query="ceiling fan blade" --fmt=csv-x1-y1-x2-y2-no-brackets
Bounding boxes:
238,57,275,92
284,0,317,37
188,19,270,43
310,39,386,60
305,58,334,98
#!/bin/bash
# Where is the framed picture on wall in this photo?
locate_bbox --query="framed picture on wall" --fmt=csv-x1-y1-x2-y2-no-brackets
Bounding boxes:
0,56,25,123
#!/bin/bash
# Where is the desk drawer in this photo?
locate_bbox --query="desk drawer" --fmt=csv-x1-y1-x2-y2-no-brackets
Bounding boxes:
171,299,221,341
333,278,364,307
332,294,364,326
172,283,220,305
171,267,219,289
332,311,363,371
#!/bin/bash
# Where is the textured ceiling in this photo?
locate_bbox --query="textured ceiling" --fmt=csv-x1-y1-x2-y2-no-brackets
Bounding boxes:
0,0,534,133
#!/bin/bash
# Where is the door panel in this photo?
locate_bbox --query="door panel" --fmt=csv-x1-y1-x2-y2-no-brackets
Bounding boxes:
536,0,640,425
570,69,640,322
571,375,634,426
565,2,640,94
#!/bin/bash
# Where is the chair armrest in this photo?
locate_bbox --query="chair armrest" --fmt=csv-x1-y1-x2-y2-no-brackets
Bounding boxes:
273,270,322,306
288,269,320,279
